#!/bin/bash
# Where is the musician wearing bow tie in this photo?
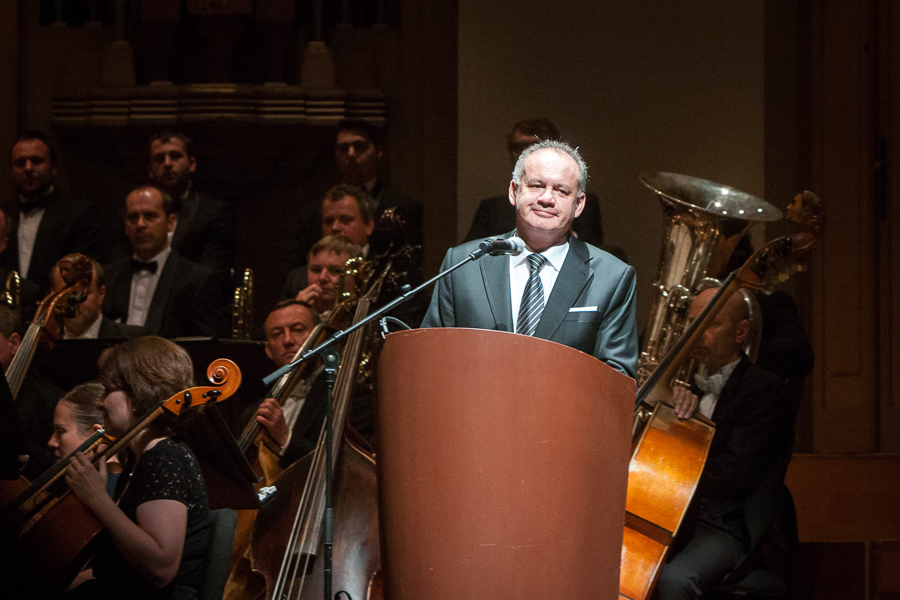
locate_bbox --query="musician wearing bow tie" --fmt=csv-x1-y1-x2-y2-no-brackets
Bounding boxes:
3,131,104,294
656,288,794,599
422,139,638,378
101,186,226,339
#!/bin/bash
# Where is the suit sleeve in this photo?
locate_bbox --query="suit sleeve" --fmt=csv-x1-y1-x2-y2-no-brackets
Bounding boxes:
198,202,238,273
700,374,792,502
190,267,228,337
421,249,456,328
593,264,639,379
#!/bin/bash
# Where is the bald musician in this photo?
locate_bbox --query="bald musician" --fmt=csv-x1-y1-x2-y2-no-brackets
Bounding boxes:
655,288,794,599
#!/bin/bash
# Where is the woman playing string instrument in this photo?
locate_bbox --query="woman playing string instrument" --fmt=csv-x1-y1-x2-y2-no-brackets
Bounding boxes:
64,337,211,600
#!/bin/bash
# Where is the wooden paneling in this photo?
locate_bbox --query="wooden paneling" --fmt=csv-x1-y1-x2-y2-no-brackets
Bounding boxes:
808,0,879,452
785,454,900,543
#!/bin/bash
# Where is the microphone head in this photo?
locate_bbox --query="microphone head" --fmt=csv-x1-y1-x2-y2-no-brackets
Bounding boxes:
507,236,526,255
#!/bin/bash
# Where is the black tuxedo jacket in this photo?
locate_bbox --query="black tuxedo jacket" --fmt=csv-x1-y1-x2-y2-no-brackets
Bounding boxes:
2,190,105,292
696,356,793,514
171,190,237,274
102,252,225,339
421,233,638,379
465,192,605,248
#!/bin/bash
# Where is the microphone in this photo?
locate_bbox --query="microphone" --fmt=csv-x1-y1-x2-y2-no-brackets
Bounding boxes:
475,237,526,257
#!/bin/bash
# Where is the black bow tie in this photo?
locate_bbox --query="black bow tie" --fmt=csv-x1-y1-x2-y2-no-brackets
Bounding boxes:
131,259,158,274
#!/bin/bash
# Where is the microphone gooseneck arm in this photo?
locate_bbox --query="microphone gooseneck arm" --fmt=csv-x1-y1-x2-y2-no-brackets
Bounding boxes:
262,238,522,386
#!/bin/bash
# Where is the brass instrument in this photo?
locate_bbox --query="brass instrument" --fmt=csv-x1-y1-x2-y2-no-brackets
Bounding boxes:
1,270,20,311
231,268,254,340
636,172,782,386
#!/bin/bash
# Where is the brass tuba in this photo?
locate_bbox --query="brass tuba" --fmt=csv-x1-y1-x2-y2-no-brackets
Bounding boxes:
636,172,781,386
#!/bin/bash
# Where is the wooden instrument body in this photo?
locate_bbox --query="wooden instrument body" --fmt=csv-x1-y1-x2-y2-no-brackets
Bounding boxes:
251,437,381,600
619,402,714,600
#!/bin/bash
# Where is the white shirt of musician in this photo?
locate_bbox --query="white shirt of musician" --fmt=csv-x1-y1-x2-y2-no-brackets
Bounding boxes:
696,358,740,419
279,364,325,455
63,313,103,340
128,247,171,327
509,239,569,332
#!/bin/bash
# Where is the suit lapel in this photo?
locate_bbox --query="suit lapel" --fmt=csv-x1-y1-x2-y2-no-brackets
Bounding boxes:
145,254,178,335
29,192,61,278
480,232,514,332
106,261,133,322
535,236,593,340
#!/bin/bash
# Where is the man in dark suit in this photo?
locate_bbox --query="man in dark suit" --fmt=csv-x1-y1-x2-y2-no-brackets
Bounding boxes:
289,120,423,269
102,186,225,339
49,258,146,340
251,300,373,467
465,118,612,255
658,287,793,599
146,131,237,274
422,140,638,379
5,131,104,293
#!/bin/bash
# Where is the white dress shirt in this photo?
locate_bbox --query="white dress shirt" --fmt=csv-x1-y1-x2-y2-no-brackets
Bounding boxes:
695,358,740,419
128,247,171,327
509,240,569,333
63,313,103,340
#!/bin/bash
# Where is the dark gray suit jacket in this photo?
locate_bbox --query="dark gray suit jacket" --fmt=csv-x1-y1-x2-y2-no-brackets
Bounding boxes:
421,234,638,379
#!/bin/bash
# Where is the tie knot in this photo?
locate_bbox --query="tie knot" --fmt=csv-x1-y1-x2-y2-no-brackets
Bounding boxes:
131,258,158,274
526,253,547,272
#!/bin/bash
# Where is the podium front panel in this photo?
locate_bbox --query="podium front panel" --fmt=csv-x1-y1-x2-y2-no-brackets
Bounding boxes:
377,328,635,600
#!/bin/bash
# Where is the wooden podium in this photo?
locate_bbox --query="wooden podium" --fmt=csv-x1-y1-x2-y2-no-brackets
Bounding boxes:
377,328,636,600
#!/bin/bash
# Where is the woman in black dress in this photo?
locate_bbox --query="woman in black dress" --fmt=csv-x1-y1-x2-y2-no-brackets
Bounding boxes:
65,336,211,600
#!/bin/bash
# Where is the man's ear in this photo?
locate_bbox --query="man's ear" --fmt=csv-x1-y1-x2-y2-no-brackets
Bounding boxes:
735,318,750,346
97,284,107,305
9,332,21,355
508,180,518,207
189,156,197,174
573,192,586,218
167,213,176,233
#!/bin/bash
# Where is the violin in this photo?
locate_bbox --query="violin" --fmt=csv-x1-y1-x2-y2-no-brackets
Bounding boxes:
0,358,242,598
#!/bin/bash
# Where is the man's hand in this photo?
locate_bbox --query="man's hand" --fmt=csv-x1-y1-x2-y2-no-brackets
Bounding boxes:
256,398,290,449
296,284,323,306
672,386,699,420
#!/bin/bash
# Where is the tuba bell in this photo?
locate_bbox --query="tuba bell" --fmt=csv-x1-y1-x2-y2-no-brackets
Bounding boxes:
636,172,782,386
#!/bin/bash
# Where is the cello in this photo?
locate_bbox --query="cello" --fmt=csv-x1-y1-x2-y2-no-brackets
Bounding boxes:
619,191,825,600
0,358,242,597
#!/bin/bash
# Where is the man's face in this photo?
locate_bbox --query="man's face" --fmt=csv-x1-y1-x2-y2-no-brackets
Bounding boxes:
125,188,175,260
264,304,317,368
689,288,748,374
322,195,373,247
51,265,105,336
507,130,539,166
11,139,56,198
335,131,382,186
147,138,196,195
0,330,20,371
509,148,585,248
307,250,350,312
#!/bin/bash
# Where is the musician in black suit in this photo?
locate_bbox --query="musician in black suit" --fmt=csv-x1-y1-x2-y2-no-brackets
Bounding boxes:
289,120,423,269
250,300,373,467
102,186,225,339
657,287,794,599
465,118,610,253
422,140,638,379
5,131,104,293
49,258,146,340
146,131,237,274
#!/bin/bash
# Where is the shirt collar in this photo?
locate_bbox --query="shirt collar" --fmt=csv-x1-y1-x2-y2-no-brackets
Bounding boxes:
511,234,570,273
132,245,171,268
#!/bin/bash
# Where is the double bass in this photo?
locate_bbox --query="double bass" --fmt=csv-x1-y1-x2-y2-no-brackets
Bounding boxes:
619,191,825,600
249,211,412,600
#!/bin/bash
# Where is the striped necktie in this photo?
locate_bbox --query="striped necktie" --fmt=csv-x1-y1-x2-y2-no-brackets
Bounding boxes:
517,253,548,336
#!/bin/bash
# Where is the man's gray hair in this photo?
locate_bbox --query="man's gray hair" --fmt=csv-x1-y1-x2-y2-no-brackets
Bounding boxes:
511,139,589,197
